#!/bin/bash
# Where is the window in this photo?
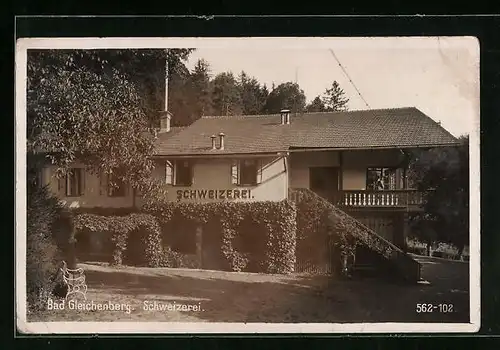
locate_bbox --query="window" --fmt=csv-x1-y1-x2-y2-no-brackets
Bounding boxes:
231,159,262,186
240,160,258,186
107,172,127,197
31,168,45,188
166,160,193,186
366,167,402,190
65,168,84,197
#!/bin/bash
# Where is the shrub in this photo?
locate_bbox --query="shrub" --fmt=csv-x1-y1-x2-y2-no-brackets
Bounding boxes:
158,247,201,269
74,213,162,267
158,246,181,267
406,245,428,256
26,184,64,312
291,188,356,276
145,200,297,274
406,239,470,260
71,200,297,274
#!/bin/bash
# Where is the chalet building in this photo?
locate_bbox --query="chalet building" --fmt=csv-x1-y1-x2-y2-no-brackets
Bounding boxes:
40,107,459,250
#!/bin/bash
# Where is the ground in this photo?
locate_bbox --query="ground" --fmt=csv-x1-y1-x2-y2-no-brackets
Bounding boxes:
28,254,469,323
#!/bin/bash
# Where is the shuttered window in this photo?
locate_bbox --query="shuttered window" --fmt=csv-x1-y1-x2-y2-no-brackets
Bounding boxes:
165,161,174,185
231,160,239,185
231,159,263,186
65,168,85,197
165,160,193,186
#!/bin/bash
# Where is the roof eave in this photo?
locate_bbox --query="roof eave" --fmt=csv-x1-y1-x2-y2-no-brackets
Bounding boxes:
150,150,289,159
288,143,462,152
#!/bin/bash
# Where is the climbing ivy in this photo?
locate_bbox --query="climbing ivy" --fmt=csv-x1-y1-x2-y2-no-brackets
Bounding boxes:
144,200,297,274
290,188,357,276
73,213,162,266
71,200,297,274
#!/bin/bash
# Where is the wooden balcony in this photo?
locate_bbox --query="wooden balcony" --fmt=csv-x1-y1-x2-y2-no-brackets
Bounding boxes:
333,190,424,211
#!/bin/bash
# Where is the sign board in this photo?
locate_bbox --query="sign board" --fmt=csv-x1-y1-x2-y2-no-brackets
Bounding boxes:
176,189,254,200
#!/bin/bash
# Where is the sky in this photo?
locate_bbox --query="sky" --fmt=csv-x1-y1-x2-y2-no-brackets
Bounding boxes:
185,37,479,137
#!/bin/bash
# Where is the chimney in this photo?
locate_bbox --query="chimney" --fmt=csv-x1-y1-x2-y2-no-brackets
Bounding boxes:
280,109,291,125
164,57,169,112
218,132,225,150
159,111,171,133
158,57,171,133
211,135,217,150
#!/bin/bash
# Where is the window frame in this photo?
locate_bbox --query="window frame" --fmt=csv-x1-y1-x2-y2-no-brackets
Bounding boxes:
166,160,194,187
366,166,402,191
239,159,258,186
65,168,85,197
232,159,262,187
107,172,127,198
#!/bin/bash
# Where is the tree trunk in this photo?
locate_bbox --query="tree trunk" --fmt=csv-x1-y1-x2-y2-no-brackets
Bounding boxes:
426,241,431,256
66,212,78,269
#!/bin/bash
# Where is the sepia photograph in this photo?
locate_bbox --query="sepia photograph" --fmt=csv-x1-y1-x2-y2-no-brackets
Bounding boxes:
15,37,480,333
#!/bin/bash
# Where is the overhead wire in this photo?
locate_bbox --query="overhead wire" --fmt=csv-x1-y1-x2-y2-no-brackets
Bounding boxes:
328,49,371,109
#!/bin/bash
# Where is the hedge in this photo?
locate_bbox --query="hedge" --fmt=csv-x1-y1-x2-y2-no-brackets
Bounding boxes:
290,188,356,275
144,200,297,274
73,213,162,267
71,200,297,274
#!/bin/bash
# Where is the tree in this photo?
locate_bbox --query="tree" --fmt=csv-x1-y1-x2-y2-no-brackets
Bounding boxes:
187,59,213,120
322,81,349,111
407,136,469,258
26,181,63,311
305,96,327,112
168,60,194,126
262,82,306,114
26,49,197,299
211,72,243,116
27,49,194,194
238,71,268,115
260,84,270,104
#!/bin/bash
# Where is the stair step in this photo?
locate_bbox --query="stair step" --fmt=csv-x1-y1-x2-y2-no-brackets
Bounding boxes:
290,188,421,282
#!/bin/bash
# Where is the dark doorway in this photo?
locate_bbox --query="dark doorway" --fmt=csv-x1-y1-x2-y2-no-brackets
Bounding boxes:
309,167,340,203
201,222,228,271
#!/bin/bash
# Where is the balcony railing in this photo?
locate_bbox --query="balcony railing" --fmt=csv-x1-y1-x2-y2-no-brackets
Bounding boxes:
333,190,424,209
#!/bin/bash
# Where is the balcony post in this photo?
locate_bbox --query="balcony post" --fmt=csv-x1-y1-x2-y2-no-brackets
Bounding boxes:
403,166,408,189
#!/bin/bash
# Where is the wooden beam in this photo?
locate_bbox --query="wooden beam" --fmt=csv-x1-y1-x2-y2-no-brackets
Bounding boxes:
338,150,344,190
151,152,284,159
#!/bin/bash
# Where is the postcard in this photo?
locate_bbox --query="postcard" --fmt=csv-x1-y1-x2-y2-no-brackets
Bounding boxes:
15,36,480,334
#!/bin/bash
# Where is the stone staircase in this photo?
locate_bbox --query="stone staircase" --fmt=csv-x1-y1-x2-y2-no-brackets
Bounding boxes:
289,188,421,283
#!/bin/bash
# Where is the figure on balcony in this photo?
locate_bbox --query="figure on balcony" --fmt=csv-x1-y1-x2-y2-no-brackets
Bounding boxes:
376,176,385,191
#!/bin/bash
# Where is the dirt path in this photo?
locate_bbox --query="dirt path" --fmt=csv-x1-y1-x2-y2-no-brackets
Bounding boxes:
29,257,469,323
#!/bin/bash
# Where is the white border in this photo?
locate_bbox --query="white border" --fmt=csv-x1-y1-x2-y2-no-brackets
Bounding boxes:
15,37,481,334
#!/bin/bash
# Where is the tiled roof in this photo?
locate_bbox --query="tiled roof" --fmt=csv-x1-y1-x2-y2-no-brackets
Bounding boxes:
157,126,186,137
153,107,459,156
